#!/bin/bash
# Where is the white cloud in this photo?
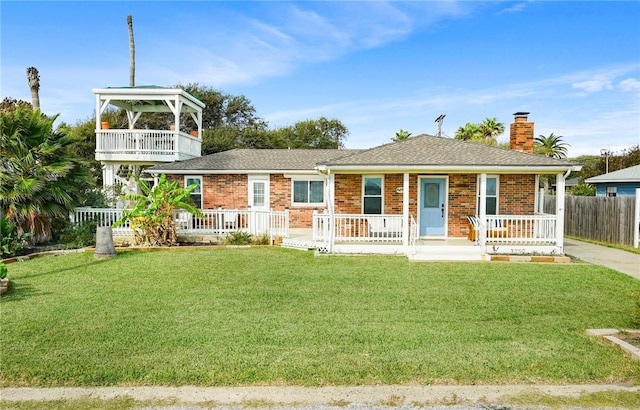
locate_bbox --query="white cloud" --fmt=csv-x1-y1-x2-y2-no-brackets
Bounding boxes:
572,77,614,93
618,78,640,93
500,2,529,14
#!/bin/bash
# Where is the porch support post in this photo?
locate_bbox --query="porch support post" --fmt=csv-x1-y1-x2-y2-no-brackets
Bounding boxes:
327,172,335,253
555,173,566,252
95,93,102,130
534,175,540,213
402,173,410,247
479,173,487,256
102,164,115,190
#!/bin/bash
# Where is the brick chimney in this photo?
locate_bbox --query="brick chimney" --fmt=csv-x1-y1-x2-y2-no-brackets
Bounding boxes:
509,112,534,153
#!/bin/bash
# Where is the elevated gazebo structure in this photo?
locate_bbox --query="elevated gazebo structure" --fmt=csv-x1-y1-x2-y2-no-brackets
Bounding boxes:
93,86,205,196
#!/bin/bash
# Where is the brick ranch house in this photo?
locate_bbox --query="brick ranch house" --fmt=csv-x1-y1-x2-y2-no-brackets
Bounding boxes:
142,112,581,260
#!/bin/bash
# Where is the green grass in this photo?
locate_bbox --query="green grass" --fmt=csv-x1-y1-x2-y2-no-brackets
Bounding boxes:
1,248,639,387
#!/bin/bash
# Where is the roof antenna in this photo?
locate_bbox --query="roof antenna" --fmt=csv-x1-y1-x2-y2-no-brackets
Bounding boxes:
435,114,446,137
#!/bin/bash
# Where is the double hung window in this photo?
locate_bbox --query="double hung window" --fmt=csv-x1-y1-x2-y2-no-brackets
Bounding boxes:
185,176,203,209
477,175,498,215
363,176,383,214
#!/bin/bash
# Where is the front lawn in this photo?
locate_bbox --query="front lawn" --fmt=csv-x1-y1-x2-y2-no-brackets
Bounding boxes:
1,248,639,387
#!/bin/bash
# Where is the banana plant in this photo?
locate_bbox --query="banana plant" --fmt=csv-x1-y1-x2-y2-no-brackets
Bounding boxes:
114,174,203,246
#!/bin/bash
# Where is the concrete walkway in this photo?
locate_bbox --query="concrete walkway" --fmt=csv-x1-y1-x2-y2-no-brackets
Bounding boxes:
2,384,639,405
564,238,640,280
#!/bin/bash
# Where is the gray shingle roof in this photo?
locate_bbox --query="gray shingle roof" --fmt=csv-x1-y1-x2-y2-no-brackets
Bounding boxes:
147,149,361,172
585,164,640,183
148,135,580,174
320,134,577,168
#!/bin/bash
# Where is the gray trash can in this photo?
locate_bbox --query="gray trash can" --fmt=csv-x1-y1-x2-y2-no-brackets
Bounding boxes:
94,226,116,258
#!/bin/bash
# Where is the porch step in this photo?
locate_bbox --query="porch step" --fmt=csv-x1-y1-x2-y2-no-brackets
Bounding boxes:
408,245,484,261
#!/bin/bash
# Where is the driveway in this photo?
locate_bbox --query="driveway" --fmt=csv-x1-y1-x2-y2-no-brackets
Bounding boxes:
564,238,640,280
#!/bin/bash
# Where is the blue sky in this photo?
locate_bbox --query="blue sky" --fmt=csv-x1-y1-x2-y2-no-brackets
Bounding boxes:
2,1,639,157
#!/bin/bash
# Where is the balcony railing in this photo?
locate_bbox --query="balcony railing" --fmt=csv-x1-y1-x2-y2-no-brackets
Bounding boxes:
72,207,289,238
95,129,201,162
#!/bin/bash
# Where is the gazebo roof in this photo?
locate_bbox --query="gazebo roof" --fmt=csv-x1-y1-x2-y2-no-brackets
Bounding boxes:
92,85,205,113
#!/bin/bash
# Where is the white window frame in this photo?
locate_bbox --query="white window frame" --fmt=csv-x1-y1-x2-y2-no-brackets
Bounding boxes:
606,185,617,197
477,175,499,215
362,175,384,214
291,176,325,207
184,175,203,209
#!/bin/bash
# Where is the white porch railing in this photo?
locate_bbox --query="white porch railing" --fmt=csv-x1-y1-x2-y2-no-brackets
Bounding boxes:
409,215,418,247
313,212,404,243
479,214,557,245
72,207,289,238
95,129,201,161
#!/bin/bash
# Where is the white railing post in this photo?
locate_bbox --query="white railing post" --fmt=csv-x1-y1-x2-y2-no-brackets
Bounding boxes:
402,173,410,247
634,188,640,249
327,173,335,252
479,174,487,255
555,173,566,251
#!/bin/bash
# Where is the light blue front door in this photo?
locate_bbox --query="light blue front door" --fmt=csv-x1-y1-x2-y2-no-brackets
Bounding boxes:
420,178,445,236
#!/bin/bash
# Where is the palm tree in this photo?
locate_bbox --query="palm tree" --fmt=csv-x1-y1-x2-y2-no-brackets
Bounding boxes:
534,133,570,193
392,129,412,142
454,123,482,141
26,67,40,111
127,15,135,86
455,118,504,146
0,106,92,242
534,133,570,159
480,117,505,142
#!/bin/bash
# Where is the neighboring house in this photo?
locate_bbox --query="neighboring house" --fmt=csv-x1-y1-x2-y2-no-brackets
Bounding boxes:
141,112,581,260
585,165,640,197
552,176,580,193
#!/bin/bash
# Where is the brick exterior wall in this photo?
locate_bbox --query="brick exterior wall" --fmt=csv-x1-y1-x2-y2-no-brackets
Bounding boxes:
447,173,536,237
448,174,477,237
334,174,408,215
168,173,325,229
334,174,361,214
499,174,536,214
167,172,536,235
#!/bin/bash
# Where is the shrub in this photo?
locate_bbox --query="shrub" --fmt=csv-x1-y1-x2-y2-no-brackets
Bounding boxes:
0,262,7,279
251,232,271,245
224,231,253,245
59,221,97,249
0,218,32,258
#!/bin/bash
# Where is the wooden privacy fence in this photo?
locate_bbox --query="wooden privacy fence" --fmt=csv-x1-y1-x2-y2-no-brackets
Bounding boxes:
544,194,639,246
